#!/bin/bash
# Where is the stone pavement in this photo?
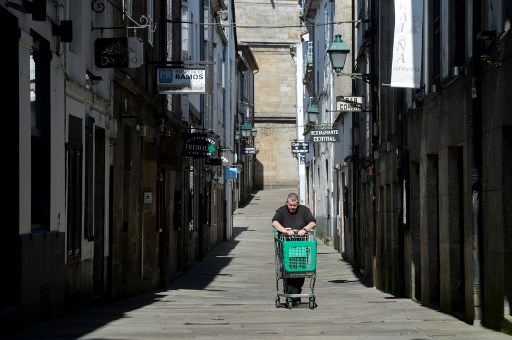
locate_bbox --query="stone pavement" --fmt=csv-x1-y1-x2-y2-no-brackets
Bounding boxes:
7,187,511,339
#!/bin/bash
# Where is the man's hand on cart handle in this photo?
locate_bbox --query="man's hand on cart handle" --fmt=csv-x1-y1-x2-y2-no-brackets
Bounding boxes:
273,223,295,236
286,228,306,237
273,222,313,237
283,228,295,236
297,228,308,237
299,222,316,236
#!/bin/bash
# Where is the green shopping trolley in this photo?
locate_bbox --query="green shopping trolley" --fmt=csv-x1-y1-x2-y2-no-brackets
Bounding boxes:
274,230,317,309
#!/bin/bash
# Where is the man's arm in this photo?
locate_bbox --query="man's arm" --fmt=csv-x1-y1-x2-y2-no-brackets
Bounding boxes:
272,220,294,235
297,207,316,235
302,220,316,232
272,210,294,236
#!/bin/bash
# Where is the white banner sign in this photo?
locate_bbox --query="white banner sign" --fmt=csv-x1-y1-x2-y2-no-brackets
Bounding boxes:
157,67,206,94
390,0,424,88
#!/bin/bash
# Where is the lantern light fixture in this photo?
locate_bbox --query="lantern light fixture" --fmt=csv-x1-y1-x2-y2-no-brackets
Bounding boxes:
326,34,351,74
327,34,376,84
307,98,319,122
240,123,253,138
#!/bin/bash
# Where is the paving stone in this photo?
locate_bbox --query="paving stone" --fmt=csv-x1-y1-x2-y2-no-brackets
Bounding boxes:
7,188,510,339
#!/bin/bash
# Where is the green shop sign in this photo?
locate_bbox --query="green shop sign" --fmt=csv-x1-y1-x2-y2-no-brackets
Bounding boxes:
183,132,219,158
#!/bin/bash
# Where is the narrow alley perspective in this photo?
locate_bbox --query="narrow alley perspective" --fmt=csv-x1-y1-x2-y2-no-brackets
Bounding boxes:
2,0,512,338
7,188,509,340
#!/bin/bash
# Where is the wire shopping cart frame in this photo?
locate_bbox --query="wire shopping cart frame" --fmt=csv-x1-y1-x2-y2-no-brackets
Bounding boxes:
274,230,317,309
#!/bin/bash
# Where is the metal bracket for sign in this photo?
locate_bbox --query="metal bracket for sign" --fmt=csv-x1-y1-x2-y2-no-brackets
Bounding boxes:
311,123,342,129
325,109,372,113
91,0,155,31
146,61,216,65
337,72,376,84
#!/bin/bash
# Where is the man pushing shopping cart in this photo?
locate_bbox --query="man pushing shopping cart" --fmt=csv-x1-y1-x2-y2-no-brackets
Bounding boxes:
272,192,317,309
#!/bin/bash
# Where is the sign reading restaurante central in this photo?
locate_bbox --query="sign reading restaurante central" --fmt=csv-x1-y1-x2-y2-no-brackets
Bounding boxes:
310,129,339,142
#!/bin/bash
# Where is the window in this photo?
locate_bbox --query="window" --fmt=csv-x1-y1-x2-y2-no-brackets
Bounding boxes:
67,116,83,261
69,0,81,54
453,0,466,67
203,4,209,40
217,55,224,86
125,0,133,18
431,0,441,85
166,1,173,60
181,1,189,61
84,117,95,241
30,32,51,231
147,0,154,45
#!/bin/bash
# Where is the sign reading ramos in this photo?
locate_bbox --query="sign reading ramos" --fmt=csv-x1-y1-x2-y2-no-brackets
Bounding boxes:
157,67,206,94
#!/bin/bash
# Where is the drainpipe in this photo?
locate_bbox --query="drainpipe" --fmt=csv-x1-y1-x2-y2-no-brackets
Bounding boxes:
369,0,378,277
397,91,406,297
350,0,358,270
470,0,483,326
140,129,145,280
352,116,358,269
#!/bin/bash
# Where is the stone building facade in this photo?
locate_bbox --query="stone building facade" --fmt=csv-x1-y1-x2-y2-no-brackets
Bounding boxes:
0,0,256,333
235,0,300,189
298,0,512,334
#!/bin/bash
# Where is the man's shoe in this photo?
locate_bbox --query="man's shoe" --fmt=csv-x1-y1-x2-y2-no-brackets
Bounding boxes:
292,299,301,306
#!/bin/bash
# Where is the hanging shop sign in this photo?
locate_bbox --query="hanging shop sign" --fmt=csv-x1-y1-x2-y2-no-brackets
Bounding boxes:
225,167,238,179
183,133,218,158
158,135,184,170
157,67,206,94
221,151,232,166
336,96,363,112
310,129,339,142
299,154,306,164
291,141,310,153
243,147,258,154
390,0,424,88
94,37,143,68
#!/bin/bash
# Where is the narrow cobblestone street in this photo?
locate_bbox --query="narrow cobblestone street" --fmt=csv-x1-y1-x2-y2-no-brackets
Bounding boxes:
7,187,510,339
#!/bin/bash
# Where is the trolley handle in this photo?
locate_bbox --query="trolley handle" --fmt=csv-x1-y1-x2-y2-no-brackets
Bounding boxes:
287,228,309,234
274,229,315,243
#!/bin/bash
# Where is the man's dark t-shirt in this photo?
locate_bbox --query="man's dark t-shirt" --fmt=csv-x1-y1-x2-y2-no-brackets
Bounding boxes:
272,205,316,230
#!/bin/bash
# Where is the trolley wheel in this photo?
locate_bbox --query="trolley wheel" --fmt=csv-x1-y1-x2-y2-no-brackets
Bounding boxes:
275,297,280,307
287,299,293,309
309,298,316,309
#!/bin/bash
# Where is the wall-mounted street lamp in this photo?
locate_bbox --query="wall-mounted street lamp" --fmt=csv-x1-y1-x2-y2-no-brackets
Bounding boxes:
240,123,256,139
307,99,319,122
326,34,351,75
327,34,375,84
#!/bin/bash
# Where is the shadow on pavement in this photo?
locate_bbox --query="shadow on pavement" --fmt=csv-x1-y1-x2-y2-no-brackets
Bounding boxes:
7,227,249,339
